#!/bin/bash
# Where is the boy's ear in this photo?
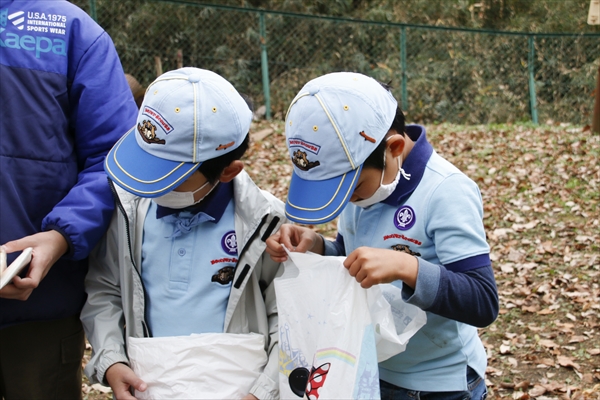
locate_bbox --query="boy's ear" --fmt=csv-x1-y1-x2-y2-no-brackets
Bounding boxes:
387,134,405,158
219,160,244,183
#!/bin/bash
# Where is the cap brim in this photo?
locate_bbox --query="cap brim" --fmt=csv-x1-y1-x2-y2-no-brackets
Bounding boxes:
105,127,201,198
285,164,362,224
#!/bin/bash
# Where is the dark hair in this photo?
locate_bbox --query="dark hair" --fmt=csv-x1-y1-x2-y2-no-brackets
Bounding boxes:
197,134,250,184
363,81,406,170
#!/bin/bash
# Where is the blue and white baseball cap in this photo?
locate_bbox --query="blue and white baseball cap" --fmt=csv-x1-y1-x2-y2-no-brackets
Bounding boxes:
284,72,397,224
105,67,252,197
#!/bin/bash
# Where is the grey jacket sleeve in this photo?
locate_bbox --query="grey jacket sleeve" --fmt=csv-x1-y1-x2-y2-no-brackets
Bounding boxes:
81,210,129,385
249,253,284,399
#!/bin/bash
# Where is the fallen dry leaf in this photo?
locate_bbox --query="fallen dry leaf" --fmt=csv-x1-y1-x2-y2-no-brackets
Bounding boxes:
568,335,587,343
90,384,112,394
538,339,559,349
587,348,600,356
515,381,531,390
557,355,580,370
529,385,547,397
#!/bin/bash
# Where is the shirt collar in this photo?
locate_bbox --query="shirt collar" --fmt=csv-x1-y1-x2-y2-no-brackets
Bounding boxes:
156,180,234,223
382,124,433,206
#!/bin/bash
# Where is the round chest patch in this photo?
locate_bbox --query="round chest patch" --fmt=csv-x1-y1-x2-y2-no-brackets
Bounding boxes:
394,206,416,231
221,230,238,255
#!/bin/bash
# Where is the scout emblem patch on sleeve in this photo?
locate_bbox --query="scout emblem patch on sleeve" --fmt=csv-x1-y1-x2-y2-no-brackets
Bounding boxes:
137,120,166,144
292,150,320,171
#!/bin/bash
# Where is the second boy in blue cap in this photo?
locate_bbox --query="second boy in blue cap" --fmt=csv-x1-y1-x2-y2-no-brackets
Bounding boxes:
266,72,498,399
82,67,287,400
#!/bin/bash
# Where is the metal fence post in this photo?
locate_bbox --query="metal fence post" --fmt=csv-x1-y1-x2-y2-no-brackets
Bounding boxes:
400,26,408,110
259,12,271,120
593,64,600,133
527,35,539,124
89,0,97,22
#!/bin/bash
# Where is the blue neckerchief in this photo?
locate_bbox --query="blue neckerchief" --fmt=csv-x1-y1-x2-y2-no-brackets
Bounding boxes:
383,124,434,206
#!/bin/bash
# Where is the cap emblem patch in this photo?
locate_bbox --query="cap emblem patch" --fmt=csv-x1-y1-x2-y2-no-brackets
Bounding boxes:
142,105,174,134
288,138,321,155
394,205,416,231
137,120,165,145
292,150,320,171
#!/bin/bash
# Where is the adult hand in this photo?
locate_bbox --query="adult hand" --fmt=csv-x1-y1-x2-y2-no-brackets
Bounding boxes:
0,230,68,300
265,224,323,262
241,394,259,400
344,247,418,289
105,363,147,400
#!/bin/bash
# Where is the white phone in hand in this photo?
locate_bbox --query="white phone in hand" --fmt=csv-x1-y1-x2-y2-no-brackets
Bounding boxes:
0,247,33,289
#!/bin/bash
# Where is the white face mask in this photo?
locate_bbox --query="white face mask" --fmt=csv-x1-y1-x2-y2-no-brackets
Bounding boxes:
353,152,411,209
153,180,217,209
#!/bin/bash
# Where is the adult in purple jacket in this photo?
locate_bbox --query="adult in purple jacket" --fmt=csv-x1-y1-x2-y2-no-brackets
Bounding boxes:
0,1,137,398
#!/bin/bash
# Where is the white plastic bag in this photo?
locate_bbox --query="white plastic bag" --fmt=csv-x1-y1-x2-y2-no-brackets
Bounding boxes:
127,332,267,399
368,283,428,362
275,250,426,400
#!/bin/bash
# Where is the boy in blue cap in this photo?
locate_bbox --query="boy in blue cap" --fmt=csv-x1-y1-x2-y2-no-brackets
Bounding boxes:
266,72,498,399
81,67,286,400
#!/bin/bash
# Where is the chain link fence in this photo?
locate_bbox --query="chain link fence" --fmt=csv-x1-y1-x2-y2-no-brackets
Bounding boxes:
73,0,599,125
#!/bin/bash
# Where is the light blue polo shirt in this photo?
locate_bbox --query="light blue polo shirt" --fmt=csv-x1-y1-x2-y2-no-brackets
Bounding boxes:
141,182,238,337
337,125,490,391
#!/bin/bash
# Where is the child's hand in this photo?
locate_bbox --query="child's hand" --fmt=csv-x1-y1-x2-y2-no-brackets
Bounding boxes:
344,247,418,289
105,362,147,400
265,224,323,262
241,394,259,400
